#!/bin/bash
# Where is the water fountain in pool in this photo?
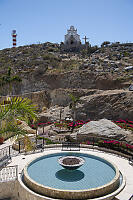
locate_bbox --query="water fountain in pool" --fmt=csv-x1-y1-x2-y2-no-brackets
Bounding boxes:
23,152,123,199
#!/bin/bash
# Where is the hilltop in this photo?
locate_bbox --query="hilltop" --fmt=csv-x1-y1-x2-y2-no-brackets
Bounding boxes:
0,42,133,79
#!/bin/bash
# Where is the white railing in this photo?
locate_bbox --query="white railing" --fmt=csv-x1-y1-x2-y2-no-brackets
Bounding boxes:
0,165,18,182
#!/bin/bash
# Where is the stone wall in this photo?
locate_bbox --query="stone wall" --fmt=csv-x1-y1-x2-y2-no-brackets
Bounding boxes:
0,180,18,200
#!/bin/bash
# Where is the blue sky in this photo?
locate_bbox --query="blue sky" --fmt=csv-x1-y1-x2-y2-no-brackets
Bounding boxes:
0,0,133,50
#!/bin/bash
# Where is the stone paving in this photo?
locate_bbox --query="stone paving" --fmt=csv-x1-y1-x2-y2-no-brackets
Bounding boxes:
0,139,133,200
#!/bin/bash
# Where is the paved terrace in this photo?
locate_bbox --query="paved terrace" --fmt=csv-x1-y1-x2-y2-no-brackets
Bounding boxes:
0,139,133,200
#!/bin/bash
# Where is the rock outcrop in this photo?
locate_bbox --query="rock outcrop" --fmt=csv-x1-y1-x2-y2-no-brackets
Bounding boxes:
0,70,127,96
77,119,130,141
75,89,133,121
19,121,36,134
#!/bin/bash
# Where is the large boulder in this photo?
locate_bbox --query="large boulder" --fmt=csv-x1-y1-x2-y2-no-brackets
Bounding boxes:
77,119,130,141
39,105,71,122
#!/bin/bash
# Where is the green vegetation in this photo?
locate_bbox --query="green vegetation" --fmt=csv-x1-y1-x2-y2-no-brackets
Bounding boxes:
116,75,131,82
69,93,80,121
0,43,61,74
101,41,110,47
37,136,56,145
0,67,21,95
123,52,130,57
83,138,133,156
0,97,38,140
0,41,132,90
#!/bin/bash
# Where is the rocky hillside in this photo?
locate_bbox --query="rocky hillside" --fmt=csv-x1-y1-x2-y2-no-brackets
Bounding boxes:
29,89,132,121
0,42,133,121
89,43,133,72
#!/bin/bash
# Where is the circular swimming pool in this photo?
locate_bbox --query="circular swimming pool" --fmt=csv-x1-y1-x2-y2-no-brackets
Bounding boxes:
23,152,120,199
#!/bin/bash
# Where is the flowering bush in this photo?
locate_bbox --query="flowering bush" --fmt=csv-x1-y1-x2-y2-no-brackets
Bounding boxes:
31,119,90,130
113,119,133,131
31,122,53,129
54,119,90,129
83,139,133,155
103,140,133,149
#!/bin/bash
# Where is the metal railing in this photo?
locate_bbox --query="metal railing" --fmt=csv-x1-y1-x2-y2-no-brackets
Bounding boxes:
0,165,18,182
77,134,133,157
0,146,11,160
62,142,80,151
0,145,18,160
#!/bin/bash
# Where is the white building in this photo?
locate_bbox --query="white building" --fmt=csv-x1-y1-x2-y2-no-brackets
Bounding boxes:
64,26,81,45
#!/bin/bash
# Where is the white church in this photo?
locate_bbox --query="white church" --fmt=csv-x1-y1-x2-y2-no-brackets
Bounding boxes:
64,26,81,45
61,25,88,52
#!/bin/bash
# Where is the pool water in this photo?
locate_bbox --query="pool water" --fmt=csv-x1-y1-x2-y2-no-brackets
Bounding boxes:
27,152,116,190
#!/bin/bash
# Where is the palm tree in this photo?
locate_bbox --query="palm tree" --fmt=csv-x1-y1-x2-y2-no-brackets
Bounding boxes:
0,96,38,140
69,93,80,121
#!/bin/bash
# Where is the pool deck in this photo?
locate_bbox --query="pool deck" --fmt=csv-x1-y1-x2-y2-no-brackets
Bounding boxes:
0,140,133,200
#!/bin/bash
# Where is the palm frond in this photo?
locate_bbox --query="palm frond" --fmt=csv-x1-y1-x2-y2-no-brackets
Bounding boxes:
0,96,38,138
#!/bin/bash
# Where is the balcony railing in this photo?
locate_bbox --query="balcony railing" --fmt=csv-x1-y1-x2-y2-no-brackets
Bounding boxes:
0,165,18,182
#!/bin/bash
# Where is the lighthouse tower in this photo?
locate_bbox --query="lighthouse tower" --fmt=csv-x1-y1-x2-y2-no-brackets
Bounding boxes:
12,30,17,48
